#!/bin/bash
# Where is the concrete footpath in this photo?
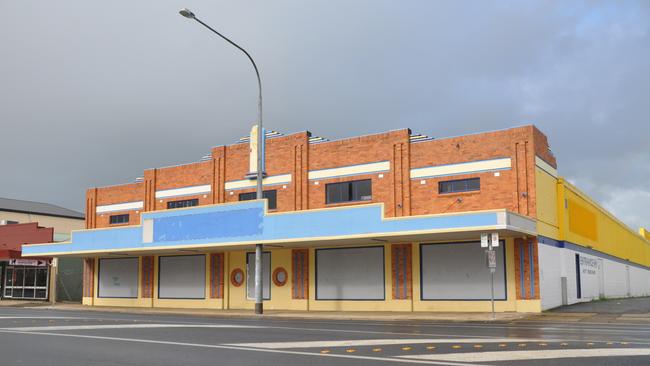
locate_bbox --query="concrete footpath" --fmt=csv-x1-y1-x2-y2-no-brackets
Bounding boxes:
4,296,650,323
17,303,532,322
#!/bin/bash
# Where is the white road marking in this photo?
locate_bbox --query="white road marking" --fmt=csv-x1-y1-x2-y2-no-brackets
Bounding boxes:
399,348,650,362
0,316,84,319
227,338,551,349
0,329,490,366
1,324,263,332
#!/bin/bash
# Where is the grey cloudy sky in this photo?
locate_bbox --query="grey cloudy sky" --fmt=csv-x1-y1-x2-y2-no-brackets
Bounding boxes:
1,1,648,230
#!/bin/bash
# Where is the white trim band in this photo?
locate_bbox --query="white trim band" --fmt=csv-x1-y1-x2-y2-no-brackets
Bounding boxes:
535,156,558,178
410,158,511,179
155,184,211,199
225,174,292,191
96,201,143,214
308,161,390,180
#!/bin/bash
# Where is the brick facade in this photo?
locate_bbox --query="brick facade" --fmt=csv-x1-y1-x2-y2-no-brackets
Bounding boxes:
85,125,555,229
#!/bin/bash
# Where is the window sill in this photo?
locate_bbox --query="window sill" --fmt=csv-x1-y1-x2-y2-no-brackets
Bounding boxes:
325,199,373,208
437,190,481,197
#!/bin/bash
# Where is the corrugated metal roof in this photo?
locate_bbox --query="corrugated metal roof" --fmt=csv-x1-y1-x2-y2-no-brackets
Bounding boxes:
0,197,84,219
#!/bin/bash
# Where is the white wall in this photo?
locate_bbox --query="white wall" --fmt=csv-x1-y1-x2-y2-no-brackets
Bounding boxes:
539,243,650,310
538,244,562,310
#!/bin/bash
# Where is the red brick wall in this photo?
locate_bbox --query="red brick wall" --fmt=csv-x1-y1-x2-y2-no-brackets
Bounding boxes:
409,126,541,217
86,125,554,228
0,223,53,251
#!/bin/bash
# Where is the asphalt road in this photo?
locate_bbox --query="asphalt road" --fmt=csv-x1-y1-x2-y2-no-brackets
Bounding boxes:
1,307,650,365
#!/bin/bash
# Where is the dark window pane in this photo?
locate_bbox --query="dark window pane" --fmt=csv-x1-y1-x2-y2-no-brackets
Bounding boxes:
326,180,372,204
11,288,23,298
36,268,48,287
239,190,277,210
35,289,47,299
23,289,34,298
325,182,349,204
4,288,11,297
109,214,129,224
167,198,199,209
24,268,35,287
14,268,24,287
351,180,372,201
438,178,480,194
5,268,13,286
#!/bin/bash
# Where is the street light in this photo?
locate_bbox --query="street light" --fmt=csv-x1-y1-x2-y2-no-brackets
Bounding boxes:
179,8,265,315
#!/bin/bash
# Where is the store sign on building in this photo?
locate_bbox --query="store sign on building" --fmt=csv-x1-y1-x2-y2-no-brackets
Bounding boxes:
579,256,600,275
8,259,48,266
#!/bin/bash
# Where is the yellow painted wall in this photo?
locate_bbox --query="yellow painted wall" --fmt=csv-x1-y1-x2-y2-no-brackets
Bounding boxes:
306,243,412,312
557,179,650,267
86,240,538,312
228,248,307,311
412,238,535,312
535,167,560,239
641,228,650,241
92,257,151,308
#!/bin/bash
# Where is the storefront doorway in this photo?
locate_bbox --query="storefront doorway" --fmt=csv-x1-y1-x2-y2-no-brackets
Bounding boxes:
3,261,49,300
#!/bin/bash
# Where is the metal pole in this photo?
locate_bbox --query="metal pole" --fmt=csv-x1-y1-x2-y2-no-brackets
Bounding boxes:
181,10,265,314
489,242,495,320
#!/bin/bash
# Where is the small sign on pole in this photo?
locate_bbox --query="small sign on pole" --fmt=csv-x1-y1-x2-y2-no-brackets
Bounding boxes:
481,233,489,248
486,249,497,271
490,232,499,247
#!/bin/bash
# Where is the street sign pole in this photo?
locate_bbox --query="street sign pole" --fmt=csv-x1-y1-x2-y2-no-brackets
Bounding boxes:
489,240,495,320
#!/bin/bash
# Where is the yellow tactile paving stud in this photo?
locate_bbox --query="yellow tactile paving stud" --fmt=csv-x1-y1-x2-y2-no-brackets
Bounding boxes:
372,348,382,352
560,343,569,347
518,343,527,348
452,345,462,349
425,346,437,350
498,343,508,348
345,349,356,353
586,342,595,346
621,342,629,345
401,346,413,351
606,342,614,345
473,344,483,349
320,349,330,354
538,343,548,347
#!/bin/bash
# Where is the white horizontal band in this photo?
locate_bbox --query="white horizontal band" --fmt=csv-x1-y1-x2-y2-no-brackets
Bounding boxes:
410,158,511,179
535,156,558,178
225,174,292,191
96,201,143,214
155,184,211,199
308,161,390,180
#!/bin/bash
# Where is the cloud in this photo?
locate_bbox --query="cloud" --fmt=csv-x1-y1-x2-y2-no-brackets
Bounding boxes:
0,0,647,230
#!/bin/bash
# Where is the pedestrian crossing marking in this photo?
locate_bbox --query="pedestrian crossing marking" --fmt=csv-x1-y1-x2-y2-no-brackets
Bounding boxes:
399,348,650,362
226,338,550,349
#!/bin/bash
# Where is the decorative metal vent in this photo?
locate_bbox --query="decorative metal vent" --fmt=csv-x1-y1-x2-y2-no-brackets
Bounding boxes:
237,130,283,143
409,133,434,143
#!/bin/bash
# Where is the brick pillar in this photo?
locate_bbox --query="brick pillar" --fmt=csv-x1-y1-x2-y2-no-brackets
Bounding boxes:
391,244,412,299
85,189,98,229
143,169,157,212
211,146,226,204
82,258,95,300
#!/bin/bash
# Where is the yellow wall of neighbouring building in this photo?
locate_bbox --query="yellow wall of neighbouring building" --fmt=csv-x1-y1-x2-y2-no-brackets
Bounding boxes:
553,178,650,267
535,167,560,239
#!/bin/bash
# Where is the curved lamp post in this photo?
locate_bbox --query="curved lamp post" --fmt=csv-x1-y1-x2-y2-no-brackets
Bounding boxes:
179,8,265,315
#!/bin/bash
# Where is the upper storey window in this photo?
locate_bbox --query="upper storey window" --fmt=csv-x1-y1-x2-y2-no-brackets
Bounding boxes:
109,214,129,225
239,190,277,210
439,178,480,194
326,179,372,204
167,198,199,209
